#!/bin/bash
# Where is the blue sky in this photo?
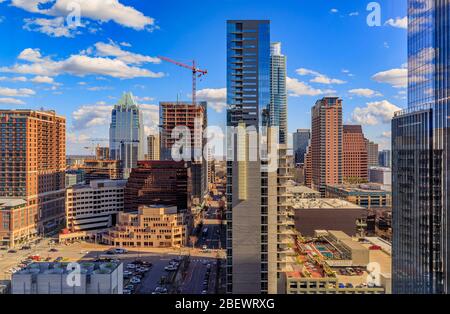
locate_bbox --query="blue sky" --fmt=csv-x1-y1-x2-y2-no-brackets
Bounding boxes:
0,0,407,154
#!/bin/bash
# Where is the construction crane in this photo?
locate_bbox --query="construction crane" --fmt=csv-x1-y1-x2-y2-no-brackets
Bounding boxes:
158,56,207,106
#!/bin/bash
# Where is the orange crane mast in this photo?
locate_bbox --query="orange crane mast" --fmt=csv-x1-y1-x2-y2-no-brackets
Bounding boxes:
158,56,207,106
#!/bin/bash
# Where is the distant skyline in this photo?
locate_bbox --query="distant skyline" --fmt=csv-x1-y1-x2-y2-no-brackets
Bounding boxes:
0,0,407,154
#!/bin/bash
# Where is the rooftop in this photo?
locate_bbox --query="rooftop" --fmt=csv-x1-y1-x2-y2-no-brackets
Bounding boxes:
287,230,391,288
326,183,391,194
292,198,363,209
0,198,27,209
14,262,121,276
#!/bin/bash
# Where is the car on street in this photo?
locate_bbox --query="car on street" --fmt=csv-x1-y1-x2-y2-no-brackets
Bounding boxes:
49,248,58,252
126,263,136,269
130,277,141,284
123,270,133,276
7,249,17,253
114,248,127,254
123,289,132,294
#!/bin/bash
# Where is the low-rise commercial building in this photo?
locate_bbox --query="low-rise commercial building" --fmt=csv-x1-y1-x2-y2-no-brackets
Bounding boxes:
12,262,123,294
0,199,37,249
286,230,391,294
287,183,321,201
325,183,391,209
65,180,127,233
103,205,187,248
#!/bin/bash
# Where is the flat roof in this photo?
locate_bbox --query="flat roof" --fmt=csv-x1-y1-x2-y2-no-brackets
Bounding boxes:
0,199,27,208
292,198,363,209
14,262,121,275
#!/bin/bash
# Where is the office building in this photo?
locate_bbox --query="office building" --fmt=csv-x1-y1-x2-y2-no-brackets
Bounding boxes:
270,42,287,144
124,161,191,213
65,179,127,232
109,92,145,179
392,0,450,294
342,125,368,183
103,205,187,248
65,169,85,188
365,140,379,167
81,159,122,184
378,150,391,168
12,262,123,294
292,199,366,236
325,183,392,209
0,109,66,236
309,97,343,195
293,129,310,165
160,101,207,199
369,167,392,187
146,134,160,160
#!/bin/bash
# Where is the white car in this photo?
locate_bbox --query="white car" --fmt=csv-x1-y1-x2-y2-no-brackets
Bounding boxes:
123,289,132,295
130,277,141,284
123,270,133,276
126,263,136,269
164,266,176,271
114,248,127,254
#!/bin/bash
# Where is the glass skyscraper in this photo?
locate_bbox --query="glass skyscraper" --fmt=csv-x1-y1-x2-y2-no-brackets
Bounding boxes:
226,20,271,294
270,42,287,145
109,92,145,179
392,0,450,294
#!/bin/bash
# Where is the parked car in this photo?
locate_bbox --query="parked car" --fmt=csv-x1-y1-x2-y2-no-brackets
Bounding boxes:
164,265,177,271
123,289,132,295
123,270,133,276
7,249,17,253
49,248,58,252
126,263,136,269
130,277,141,284
114,248,127,254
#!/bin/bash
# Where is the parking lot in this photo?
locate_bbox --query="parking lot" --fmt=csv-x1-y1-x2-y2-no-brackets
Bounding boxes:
0,240,225,294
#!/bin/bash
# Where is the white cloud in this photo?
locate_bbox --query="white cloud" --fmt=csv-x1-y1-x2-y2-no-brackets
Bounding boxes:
330,8,339,13
351,100,401,125
0,97,26,105
197,88,227,113
348,88,382,98
94,41,160,65
287,77,336,97
72,100,159,133
296,68,346,85
11,0,155,31
1,48,165,79
349,12,359,16
120,42,132,47
385,16,407,29
30,75,54,84
23,17,82,38
86,86,113,91
0,87,35,97
372,68,407,88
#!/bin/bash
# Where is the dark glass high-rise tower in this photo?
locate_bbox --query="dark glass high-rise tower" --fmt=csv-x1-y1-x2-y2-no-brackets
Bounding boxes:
392,0,450,294
226,20,270,294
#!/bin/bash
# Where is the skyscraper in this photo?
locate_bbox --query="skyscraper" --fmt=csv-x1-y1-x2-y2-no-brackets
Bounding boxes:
159,101,207,199
226,20,294,294
378,150,391,168
0,109,66,243
146,134,160,161
392,0,450,294
226,20,270,294
270,42,287,144
109,92,145,179
293,129,310,165
365,139,379,167
343,125,368,183
310,97,343,196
